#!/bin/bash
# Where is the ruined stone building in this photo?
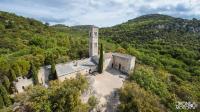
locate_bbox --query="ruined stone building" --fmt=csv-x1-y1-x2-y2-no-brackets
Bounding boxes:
13,26,136,93
37,26,136,85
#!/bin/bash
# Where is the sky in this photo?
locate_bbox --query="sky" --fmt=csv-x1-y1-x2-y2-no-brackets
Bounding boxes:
0,0,199,27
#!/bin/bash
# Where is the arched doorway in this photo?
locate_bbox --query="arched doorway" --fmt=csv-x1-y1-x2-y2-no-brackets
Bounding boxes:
89,69,91,74
119,64,121,71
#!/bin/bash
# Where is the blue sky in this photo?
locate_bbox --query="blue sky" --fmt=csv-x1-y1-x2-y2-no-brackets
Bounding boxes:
0,0,199,27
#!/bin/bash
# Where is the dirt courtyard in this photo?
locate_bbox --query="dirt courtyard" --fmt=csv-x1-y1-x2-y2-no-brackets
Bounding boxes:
91,69,125,97
82,69,126,111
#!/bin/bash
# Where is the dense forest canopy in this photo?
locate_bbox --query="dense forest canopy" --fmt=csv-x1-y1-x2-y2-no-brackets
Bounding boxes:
0,11,199,111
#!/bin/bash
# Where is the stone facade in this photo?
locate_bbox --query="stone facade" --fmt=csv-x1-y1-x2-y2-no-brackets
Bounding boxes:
92,52,136,74
111,53,136,74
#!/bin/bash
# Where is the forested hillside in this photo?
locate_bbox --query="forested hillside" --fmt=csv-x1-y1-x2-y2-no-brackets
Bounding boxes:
0,11,118,110
100,14,200,111
0,11,94,81
0,11,199,111
0,11,90,109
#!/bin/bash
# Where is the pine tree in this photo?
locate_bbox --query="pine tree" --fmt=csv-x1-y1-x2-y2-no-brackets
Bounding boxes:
0,95,4,109
2,75,10,91
98,43,104,73
0,85,11,106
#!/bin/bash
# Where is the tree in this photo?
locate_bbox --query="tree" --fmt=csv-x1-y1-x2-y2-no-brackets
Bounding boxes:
98,43,104,73
44,54,53,65
2,76,10,91
29,62,39,85
12,63,21,77
5,20,15,29
0,95,5,109
118,82,166,112
0,85,11,107
88,96,99,111
15,76,89,112
0,57,9,77
45,22,49,26
9,69,16,81
17,59,30,76
0,24,5,30
49,61,57,81
29,37,45,48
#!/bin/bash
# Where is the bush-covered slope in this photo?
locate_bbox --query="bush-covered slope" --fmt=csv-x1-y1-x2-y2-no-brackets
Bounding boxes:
101,14,200,80
101,14,200,111
0,11,91,96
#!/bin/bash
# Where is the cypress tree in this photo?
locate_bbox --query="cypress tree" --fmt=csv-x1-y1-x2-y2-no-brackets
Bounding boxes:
9,69,16,81
49,62,57,80
12,63,21,77
0,85,11,106
2,75,10,91
30,62,39,85
98,43,104,73
0,94,4,109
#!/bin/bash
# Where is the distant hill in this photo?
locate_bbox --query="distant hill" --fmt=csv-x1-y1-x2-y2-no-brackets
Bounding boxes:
101,14,200,47
52,24,92,32
52,24,69,28
71,25,94,31
129,14,174,22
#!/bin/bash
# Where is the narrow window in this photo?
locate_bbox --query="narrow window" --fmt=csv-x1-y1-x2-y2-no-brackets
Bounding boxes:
94,32,97,36
94,42,97,47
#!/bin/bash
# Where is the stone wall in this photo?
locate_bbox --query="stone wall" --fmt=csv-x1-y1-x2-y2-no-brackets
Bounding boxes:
104,58,113,70
129,57,136,73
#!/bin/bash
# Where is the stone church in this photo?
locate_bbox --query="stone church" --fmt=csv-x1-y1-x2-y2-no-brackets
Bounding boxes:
37,26,136,85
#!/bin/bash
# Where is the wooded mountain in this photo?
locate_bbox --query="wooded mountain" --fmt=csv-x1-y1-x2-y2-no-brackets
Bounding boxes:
100,14,200,78
0,11,199,111
100,14,200,112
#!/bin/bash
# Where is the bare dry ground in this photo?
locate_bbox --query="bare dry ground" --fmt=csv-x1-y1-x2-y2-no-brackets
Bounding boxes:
82,69,126,112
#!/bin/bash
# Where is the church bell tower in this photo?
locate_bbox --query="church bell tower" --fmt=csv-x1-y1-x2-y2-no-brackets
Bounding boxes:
89,26,98,57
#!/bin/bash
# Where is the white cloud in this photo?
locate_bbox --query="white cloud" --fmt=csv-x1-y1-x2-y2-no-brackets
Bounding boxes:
0,0,199,27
